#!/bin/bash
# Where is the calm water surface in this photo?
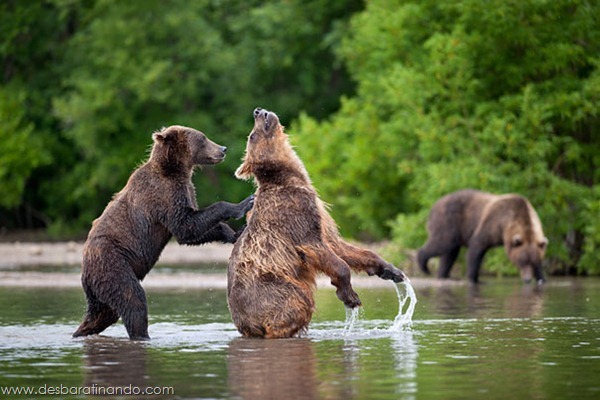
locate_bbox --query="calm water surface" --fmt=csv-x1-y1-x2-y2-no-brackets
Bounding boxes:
0,265,599,399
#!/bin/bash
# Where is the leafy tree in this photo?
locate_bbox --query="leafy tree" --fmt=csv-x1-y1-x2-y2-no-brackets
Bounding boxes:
0,0,360,233
0,87,48,209
294,0,599,274
51,0,235,229
0,0,80,230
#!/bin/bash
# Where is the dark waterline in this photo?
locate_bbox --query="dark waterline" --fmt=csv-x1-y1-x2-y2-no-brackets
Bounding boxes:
0,275,599,399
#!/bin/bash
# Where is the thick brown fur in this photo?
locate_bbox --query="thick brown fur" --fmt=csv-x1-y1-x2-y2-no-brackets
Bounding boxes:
227,108,406,338
73,126,254,340
417,189,548,284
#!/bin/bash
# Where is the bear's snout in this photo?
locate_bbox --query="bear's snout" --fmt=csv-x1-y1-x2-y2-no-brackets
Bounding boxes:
253,107,271,123
252,107,278,132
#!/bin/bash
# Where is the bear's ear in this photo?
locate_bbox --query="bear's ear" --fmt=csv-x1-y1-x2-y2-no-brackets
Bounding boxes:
153,131,165,142
235,161,254,180
153,127,176,144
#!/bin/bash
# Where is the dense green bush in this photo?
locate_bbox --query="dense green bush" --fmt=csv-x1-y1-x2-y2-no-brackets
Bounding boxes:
294,0,599,274
0,0,360,233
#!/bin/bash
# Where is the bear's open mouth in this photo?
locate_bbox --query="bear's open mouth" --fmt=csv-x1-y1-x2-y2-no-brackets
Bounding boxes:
253,107,275,132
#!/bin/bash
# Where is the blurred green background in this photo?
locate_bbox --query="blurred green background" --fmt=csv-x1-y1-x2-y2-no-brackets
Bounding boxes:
0,0,598,276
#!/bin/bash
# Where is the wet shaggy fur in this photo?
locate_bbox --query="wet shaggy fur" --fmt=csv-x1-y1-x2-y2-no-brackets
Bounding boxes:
227,108,407,339
73,126,254,340
417,189,548,284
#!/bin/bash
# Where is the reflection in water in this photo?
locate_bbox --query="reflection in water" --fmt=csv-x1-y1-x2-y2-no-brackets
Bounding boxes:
418,285,464,317
340,339,360,399
81,338,152,394
227,338,318,400
1,280,598,399
468,283,546,318
466,284,489,316
504,284,544,318
391,331,418,399
421,281,546,319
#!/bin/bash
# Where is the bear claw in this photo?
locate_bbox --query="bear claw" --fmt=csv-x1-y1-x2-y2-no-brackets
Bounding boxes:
235,194,255,219
345,298,362,309
378,265,406,283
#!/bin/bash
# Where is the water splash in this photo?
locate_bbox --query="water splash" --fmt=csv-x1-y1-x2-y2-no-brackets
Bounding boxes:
390,280,418,331
334,279,417,337
343,306,361,335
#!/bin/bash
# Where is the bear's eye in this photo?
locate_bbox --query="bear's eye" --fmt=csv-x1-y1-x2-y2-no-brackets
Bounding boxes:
250,132,256,141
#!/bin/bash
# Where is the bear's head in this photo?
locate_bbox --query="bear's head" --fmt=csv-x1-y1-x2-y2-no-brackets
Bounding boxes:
504,208,548,284
151,125,227,175
235,108,309,184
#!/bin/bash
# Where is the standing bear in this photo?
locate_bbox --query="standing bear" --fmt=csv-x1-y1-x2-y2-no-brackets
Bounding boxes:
227,108,407,339
73,125,254,340
417,189,548,284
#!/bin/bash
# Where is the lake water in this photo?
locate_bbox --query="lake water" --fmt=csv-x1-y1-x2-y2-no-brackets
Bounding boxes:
0,264,599,399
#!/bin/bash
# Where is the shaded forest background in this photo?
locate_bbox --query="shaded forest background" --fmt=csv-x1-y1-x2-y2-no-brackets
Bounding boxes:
1,0,598,276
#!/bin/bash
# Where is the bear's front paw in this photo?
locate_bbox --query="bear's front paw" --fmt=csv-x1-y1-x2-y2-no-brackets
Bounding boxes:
234,194,255,219
342,289,362,309
378,264,407,283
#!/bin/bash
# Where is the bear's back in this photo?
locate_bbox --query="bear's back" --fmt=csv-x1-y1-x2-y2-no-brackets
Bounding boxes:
84,163,173,277
428,189,495,243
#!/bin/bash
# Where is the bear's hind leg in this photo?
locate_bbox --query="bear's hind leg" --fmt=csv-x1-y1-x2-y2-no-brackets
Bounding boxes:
417,239,458,276
113,279,150,340
417,243,437,275
94,272,150,341
73,292,119,337
437,246,461,279
264,322,305,339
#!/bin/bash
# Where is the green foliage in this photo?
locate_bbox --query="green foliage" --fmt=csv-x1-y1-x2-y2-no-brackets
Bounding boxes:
52,0,235,227
0,0,71,225
579,185,600,271
0,87,49,208
0,0,359,232
295,0,599,274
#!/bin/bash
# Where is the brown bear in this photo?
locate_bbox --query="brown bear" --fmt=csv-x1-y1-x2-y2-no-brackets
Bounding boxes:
73,125,254,340
417,189,548,284
227,108,407,338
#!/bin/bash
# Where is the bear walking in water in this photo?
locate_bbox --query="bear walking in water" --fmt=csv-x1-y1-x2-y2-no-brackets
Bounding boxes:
73,126,254,340
227,108,407,338
417,189,548,284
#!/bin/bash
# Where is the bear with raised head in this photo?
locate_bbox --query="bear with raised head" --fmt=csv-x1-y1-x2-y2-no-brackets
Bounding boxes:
417,189,548,284
73,125,254,340
227,108,407,338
